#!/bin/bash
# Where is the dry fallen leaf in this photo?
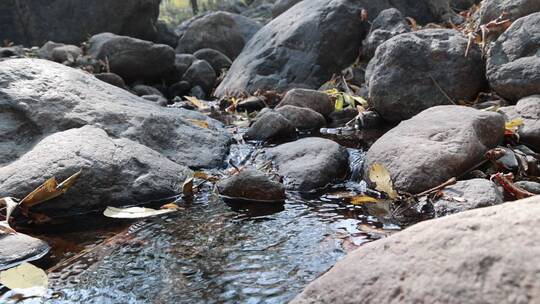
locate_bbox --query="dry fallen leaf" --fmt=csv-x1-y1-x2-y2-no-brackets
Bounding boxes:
187,119,210,129
350,195,383,205
19,170,82,214
369,163,398,199
184,96,209,110
505,118,524,132
0,263,48,293
103,206,178,219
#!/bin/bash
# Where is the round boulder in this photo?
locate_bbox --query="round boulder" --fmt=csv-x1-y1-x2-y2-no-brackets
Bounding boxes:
366,29,486,123
486,12,540,101
182,59,217,94
277,89,334,117
217,168,286,202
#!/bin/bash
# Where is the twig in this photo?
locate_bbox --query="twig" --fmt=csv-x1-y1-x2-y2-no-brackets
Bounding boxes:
414,177,457,198
429,75,456,105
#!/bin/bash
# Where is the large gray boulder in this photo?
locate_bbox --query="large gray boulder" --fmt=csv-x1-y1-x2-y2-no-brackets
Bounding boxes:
0,59,231,168
272,0,302,17
215,0,462,97
479,0,540,24
0,233,50,271
266,137,348,191
0,0,160,46
292,196,540,304
366,29,486,123
364,106,505,194
486,12,540,102
88,33,175,81
0,126,191,213
433,178,504,217
499,95,540,151
175,11,262,60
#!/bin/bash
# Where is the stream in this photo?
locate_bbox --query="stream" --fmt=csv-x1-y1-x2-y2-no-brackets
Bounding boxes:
5,139,401,304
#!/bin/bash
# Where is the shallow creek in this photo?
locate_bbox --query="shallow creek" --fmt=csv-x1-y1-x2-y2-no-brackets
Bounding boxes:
9,140,401,304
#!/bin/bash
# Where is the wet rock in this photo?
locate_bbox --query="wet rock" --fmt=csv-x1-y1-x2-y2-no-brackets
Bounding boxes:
272,0,302,17
0,126,191,213
215,0,369,96
168,81,191,99
486,13,540,101
194,48,232,74
175,11,262,60
364,106,505,194
277,89,334,117
361,8,411,60
37,41,64,60
156,20,179,48
292,196,540,304
88,33,175,81
479,0,540,24
0,58,230,168
51,45,82,63
266,137,348,191
433,179,504,217
141,94,168,107
276,105,326,131
182,59,217,94
132,84,164,97
366,29,486,123
0,0,161,46
217,168,286,202
95,73,127,89
0,233,50,271
236,96,266,113
499,96,540,151
244,110,296,141
515,181,540,194
174,54,197,79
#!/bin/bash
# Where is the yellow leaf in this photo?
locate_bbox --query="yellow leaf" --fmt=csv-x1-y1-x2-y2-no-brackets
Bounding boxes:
103,206,177,219
350,195,383,205
187,119,209,129
160,203,182,210
505,118,524,132
184,96,209,110
351,95,369,108
19,170,82,212
182,177,194,198
324,88,340,97
0,263,48,292
335,94,344,111
369,163,398,199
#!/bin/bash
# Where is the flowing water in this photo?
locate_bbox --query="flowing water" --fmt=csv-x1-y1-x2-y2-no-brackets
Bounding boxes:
5,140,401,304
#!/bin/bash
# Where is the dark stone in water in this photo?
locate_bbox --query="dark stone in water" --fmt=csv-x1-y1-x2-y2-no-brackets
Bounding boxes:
0,233,50,271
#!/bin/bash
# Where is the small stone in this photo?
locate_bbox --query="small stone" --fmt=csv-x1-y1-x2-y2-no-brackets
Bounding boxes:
131,84,164,97
95,73,127,89
275,105,326,131
0,233,50,271
51,45,82,63
182,59,217,94
217,168,286,202
277,89,334,117
244,110,296,141
236,96,266,113
194,48,232,74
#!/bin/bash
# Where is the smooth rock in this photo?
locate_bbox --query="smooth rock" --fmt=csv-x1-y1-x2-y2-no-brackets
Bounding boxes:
236,96,266,113
51,45,82,63
0,0,161,46
515,181,540,194
132,84,164,97
95,73,127,89
479,0,540,24
266,137,348,191
362,8,411,60
194,48,232,73
0,58,230,168
277,89,334,117
366,29,486,122
276,105,326,131
88,33,175,81
189,86,207,100
174,54,197,79
364,106,505,194
0,126,191,212
0,233,50,271
37,41,64,60
292,196,540,304
217,168,286,202
486,12,540,101
175,11,262,60
433,178,504,217
182,59,217,94
499,96,540,151
141,94,168,106
156,20,179,48
272,0,302,17
168,81,191,99
244,110,296,141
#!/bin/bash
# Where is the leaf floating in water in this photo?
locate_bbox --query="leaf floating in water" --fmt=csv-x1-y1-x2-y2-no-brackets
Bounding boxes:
103,206,178,219
350,195,384,205
368,163,398,199
187,119,210,129
0,263,48,295
18,170,83,214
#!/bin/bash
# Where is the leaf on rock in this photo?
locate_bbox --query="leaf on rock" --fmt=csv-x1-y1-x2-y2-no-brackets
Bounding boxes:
19,170,82,213
0,263,48,293
182,177,194,198
368,163,398,199
505,118,524,132
103,206,178,219
187,119,210,129
184,96,209,110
